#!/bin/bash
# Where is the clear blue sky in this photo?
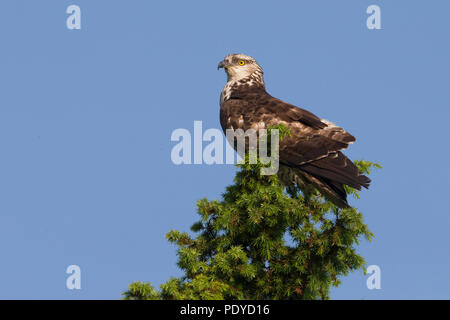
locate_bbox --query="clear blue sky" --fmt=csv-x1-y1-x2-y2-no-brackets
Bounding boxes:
0,0,449,299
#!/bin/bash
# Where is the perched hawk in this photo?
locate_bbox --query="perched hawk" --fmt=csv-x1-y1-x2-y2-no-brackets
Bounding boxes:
218,53,370,208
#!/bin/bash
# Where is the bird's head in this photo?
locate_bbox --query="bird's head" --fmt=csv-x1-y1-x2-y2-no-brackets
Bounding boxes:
218,54,264,83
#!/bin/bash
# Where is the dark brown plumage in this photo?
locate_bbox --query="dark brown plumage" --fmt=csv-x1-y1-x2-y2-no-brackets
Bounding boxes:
218,54,370,208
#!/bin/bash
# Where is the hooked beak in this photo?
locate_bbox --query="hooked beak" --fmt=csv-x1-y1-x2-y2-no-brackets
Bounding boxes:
217,60,229,70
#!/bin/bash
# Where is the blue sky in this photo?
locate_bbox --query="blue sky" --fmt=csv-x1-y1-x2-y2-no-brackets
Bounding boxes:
0,0,449,299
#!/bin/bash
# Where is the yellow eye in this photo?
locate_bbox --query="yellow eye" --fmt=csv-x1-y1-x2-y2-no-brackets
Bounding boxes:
238,60,245,66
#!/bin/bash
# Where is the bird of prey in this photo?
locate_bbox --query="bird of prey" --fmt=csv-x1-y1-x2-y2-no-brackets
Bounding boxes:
217,53,370,208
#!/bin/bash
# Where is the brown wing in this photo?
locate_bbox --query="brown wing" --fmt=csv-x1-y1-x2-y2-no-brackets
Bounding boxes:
259,95,370,191
220,91,370,199
221,92,356,165
225,90,327,130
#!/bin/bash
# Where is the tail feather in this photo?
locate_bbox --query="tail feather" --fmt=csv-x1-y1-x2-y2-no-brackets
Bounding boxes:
278,151,370,208
299,170,350,208
301,151,371,190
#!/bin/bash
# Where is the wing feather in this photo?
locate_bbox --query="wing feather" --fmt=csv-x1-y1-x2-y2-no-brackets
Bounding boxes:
219,80,370,208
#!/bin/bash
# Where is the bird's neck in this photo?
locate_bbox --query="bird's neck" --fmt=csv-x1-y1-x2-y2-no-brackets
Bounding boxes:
221,71,266,104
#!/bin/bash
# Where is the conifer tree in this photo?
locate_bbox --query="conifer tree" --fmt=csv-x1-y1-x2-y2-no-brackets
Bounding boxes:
123,128,380,300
